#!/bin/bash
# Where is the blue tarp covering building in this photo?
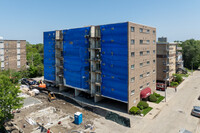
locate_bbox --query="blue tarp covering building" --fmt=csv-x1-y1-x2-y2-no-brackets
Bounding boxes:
44,31,56,81
100,22,128,102
44,23,129,102
63,27,90,90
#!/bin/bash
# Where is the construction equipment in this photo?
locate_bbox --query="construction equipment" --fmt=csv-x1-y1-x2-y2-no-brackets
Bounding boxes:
38,83,46,89
48,92,56,102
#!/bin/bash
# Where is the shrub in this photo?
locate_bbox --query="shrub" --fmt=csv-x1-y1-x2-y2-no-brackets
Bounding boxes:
129,106,141,115
153,92,161,97
170,81,178,87
149,94,157,102
173,74,183,83
137,101,149,110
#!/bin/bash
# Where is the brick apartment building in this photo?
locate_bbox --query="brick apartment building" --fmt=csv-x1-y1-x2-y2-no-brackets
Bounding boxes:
0,39,26,71
44,22,156,112
156,37,178,84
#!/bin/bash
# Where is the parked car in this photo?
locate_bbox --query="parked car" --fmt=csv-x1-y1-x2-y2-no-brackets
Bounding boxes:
28,79,37,85
191,106,200,118
156,83,166,91
21,78,29,85
21,78,37,86
179,129,192,133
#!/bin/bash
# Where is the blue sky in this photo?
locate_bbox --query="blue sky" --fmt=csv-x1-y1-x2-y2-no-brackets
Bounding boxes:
0,0,199,44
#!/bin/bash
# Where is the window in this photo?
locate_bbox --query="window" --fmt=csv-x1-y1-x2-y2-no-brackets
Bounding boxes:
153,69,156,73
131,90,135,95
147,29,150,33
131,52,135,57
140,63,143,67
147,51,150,54
153,80,155,83
153,40,155,44
147,72,150,76
131,39,135,44
131,77,135,82
140,86,143,90
147,61,150,65
147,40,150,44
153,30,156,34
140,40,143,44
140,51,143,56
131,27,135,32
140,74,143,79
153,60,156,64
140,28,143,33
131,64,135,69
17,65,20,68
153,50,155,54
147,82,150,86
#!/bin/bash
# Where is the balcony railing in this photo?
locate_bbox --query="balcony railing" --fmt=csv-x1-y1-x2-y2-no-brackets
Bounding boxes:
57,71,63,76
163,62,169,66
55,44,62,49
90,43,101,49
163,69,169,73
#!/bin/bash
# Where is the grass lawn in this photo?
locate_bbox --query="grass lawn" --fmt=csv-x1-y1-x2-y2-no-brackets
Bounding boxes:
185,68,192,73
178,73,189,77
141,107,153,116
153,96,165,104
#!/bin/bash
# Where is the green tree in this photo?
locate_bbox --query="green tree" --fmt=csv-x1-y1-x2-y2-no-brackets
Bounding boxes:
0,75,24,129
26,42,44,77
181,39,200,69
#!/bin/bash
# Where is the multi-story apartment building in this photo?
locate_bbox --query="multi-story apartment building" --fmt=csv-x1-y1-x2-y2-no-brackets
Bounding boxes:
0,39,26,71
44,22,156,112
157,37,177,84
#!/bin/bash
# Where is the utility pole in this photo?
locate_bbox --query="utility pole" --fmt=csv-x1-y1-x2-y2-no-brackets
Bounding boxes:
165,79,167,102
192,62,193,76
165,44,168,102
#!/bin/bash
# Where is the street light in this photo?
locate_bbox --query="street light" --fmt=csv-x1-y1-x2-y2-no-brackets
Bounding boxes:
174,75,177,92
192,62,193,76
164,78,169,102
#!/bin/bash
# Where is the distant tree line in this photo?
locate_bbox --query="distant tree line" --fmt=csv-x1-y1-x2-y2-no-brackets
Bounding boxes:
26,42,44,77
180,39,200,70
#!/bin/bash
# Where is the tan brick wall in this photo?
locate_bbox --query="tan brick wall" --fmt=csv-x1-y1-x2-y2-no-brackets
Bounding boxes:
128,22,156,111
157,43,177,82
3,40,26,71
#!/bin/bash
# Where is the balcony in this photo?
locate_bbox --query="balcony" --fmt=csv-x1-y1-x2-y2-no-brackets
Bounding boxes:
55,54,63,60
163,69,169,73
163,62,169,66
55,44,63,50
57,71,63,77
90,57,101,62
95,79,101,86
90,43,101,49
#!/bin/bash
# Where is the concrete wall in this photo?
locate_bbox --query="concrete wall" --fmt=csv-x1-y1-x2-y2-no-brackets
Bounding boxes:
128,22,156,111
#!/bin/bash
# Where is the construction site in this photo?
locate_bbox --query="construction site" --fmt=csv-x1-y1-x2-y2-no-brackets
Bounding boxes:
4,77,131,133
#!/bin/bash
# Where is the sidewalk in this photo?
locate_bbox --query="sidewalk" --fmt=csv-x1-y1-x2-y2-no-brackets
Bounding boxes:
144,72,194,119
